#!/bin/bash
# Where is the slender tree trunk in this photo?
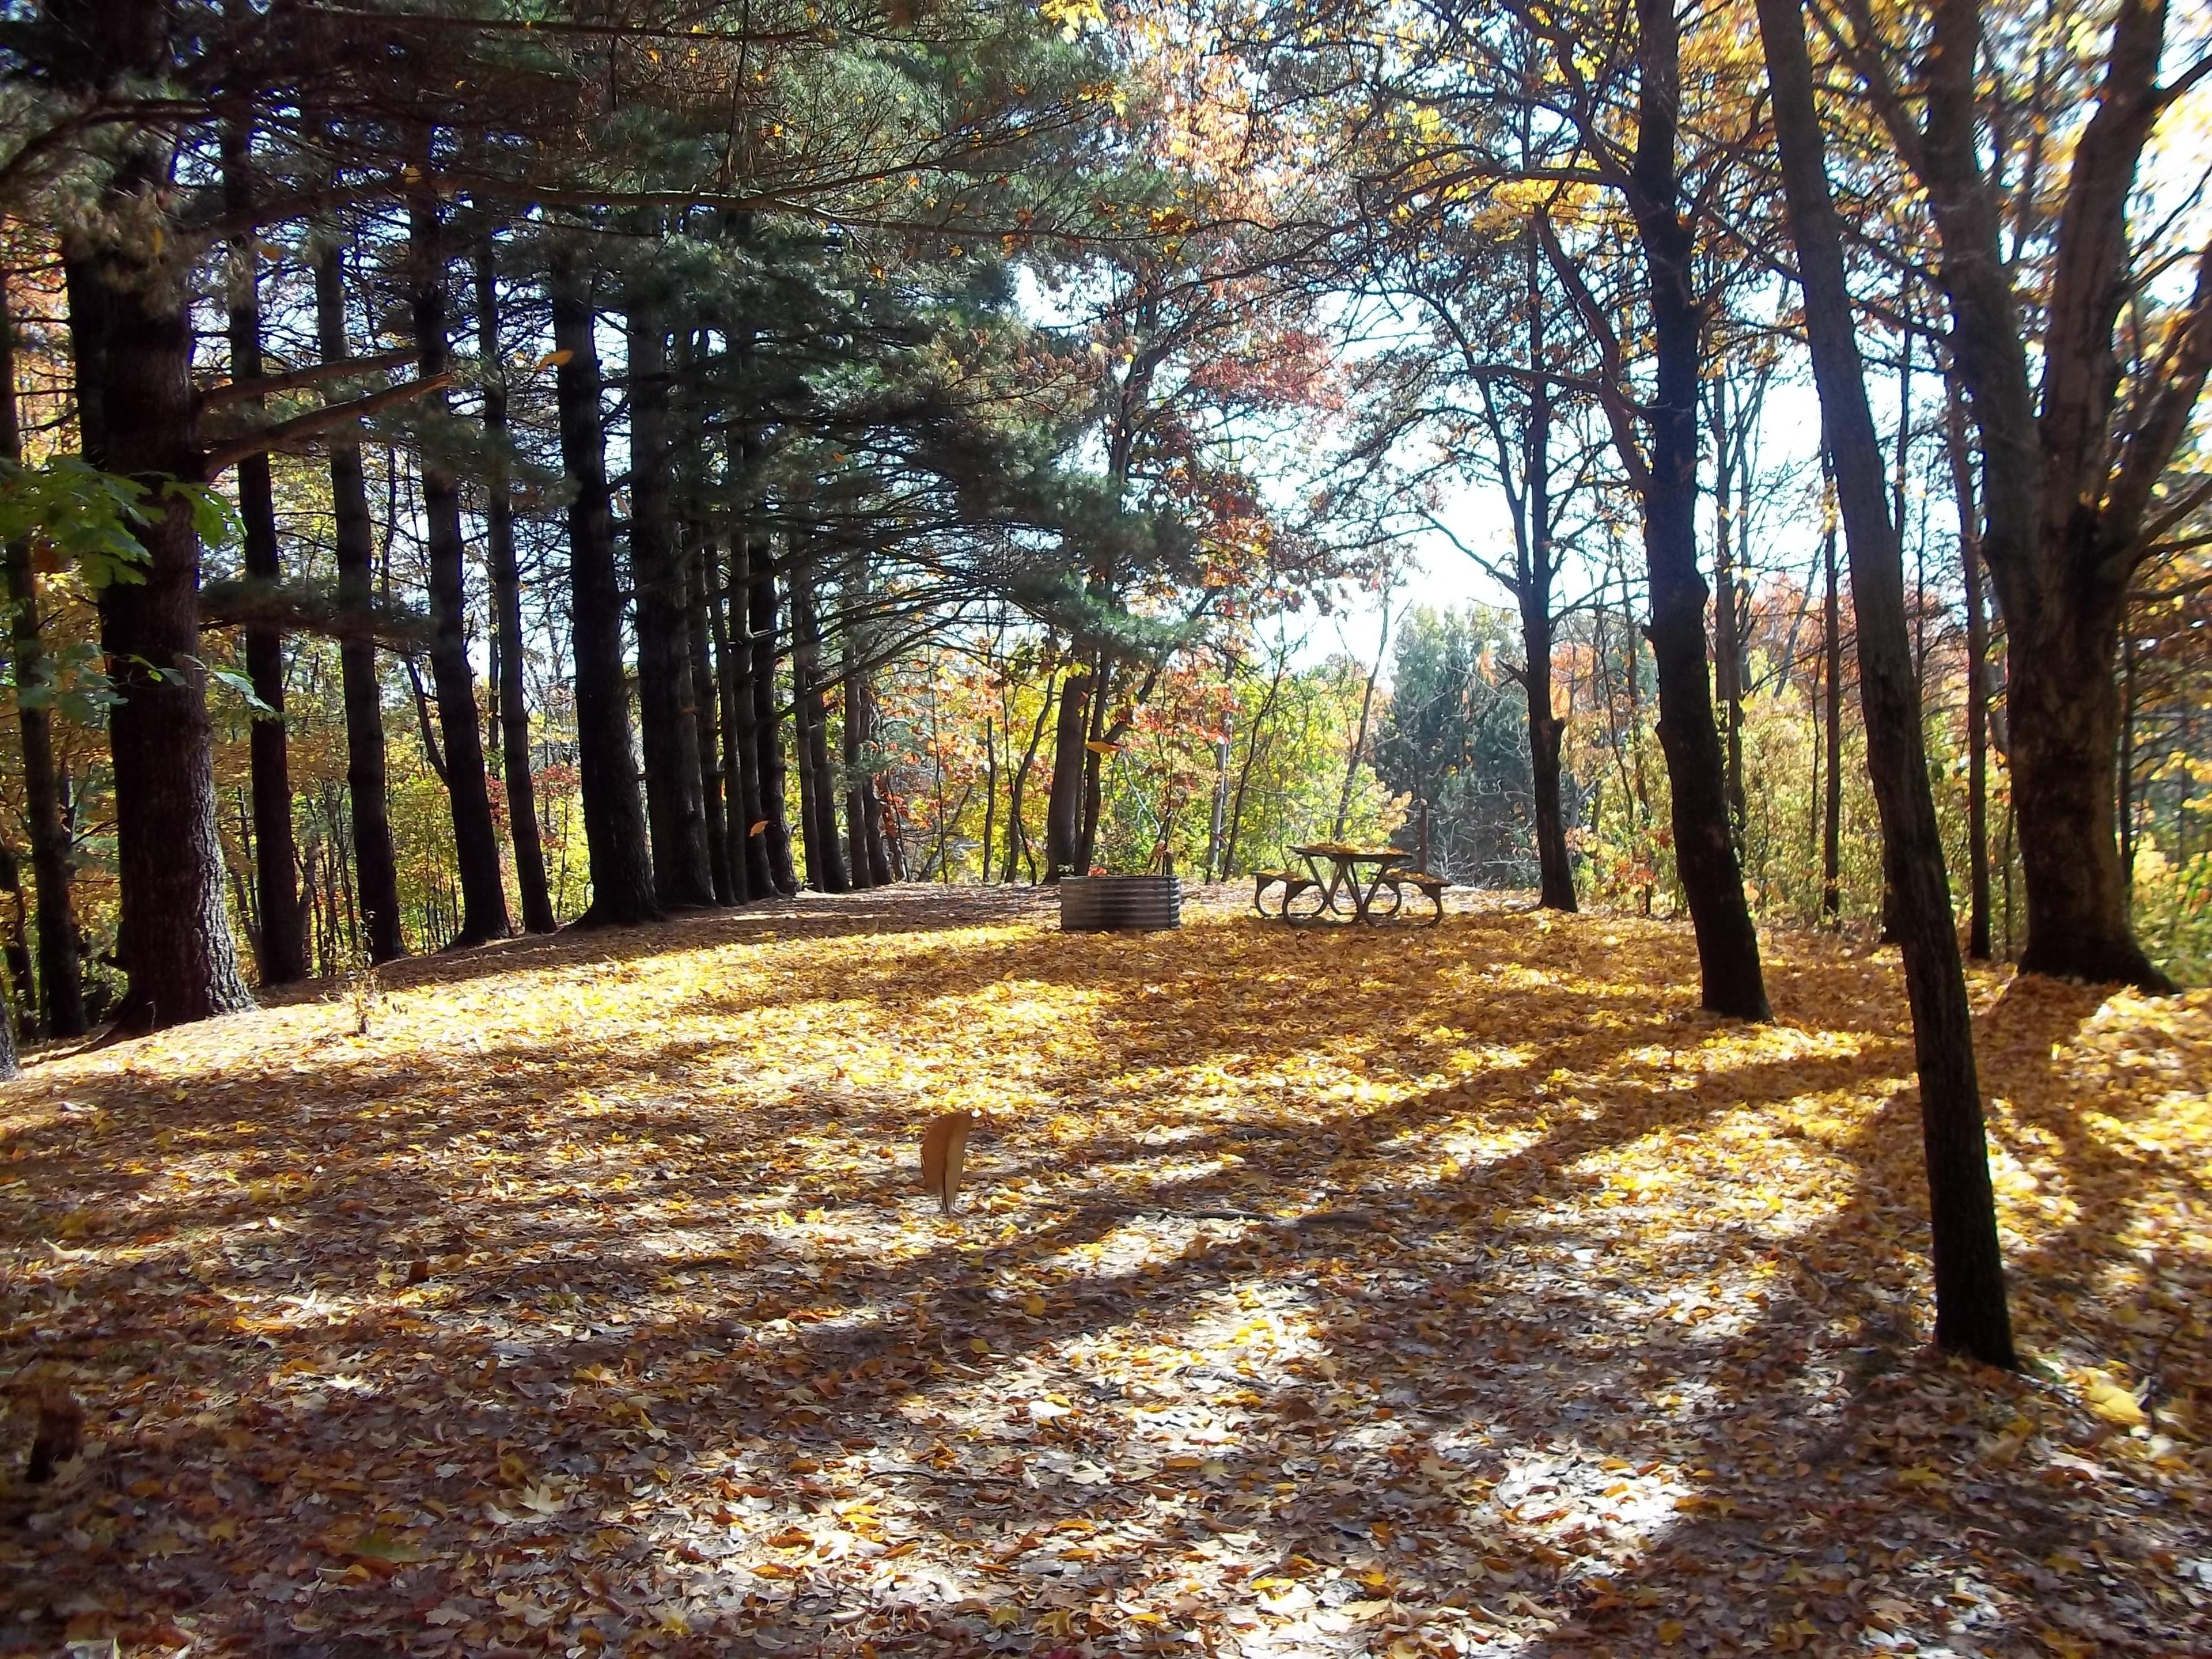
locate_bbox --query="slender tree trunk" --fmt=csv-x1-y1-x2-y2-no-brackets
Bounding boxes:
1946,376,1994,959
316,243,406,963
1077,660,1113,872
625,268,715,908
410,194,507,945
691,530,736,904
224,128,306,986
1334,597,1392,842
1710,373,1749,842
1550,0,1768,1014
475,243,557,934
710,535,759,903
1822,517,1844,926
550,246,660,927
1626,0,1767,1015
840,565,874,889
791,553,850,893
64,235,253,1031
0,278,84,1036
1759,0,2014,1365
750,534,798,893
1005,674,1054,883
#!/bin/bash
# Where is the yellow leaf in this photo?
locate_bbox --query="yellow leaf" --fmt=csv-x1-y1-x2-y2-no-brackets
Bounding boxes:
1658,1619,1685,1643
1022,1292,1046,1316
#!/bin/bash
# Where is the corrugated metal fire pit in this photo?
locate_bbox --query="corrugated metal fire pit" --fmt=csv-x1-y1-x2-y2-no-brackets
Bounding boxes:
1059,874,1183,932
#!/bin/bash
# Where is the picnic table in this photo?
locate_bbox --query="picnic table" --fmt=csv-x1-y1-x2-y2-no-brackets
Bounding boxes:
1252,842,1447,925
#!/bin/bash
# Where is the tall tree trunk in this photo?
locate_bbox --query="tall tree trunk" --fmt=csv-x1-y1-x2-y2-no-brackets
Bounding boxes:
1622,0,1767,1017
315,243,406,963
710,533,760,903
1077,659,1113,873
1946,375,1994,960
410,194,508,945
1759,0,2014,1365
0,278,85,1036
550,246,659,927
841,608,874,890
1517,278,1575,910
475,242,556,934
64,236,253,1031
790,553,850,893
1044,660,1092,878
691,530,736,904
224,127,306,986
749,533,798,893
1709,373,1749,841
624,269,715,908
1821,516,1844,926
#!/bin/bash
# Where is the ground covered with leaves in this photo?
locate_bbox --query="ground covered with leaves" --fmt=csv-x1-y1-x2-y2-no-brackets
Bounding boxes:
1,888,2207,1658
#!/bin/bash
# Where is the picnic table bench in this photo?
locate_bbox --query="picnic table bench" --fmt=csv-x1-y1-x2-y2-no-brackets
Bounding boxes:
1254,843,1447,926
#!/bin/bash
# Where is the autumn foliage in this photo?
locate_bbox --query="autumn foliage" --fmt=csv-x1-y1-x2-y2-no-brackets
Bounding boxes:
1,889,2205,1654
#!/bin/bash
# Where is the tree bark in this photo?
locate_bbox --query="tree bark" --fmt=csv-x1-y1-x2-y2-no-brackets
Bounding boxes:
410,194,508,945
749,533,798,894
0,278,85,1036
790,552,850,893
1621,0,1767,1017
1044,660,1092,878
1821,515,1844,926
1759,0,2014,1366
224,127,306,986
64,237,253,1031
1945,374,1993,959
840,603,874,890
690,529,736,904
624,271,715,908
475,242,557,934
1536,0,1767,1015
707,534,755,905
550,246,659,928
315,243,406,963
1908,0,2199,988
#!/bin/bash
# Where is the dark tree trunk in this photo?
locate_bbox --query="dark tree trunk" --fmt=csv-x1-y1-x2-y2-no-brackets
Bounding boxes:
1821,517,1844,926
1946,376,1994,960
1912,0,2199,990
841,622,873,891
1759,0,2014,1366
1542,0,1767,1013
316,244,406,963
749,533,797,894
691,531,736,904
1517,282,1574,910
1710,375,1749,840
550,247,659,928
0,279,85,1036
1077,660,1113,874
64,238,253,1031
790,554,850,893
224,128,305,986
475,243,557,934
1043,662,1092,880
1623,0,1767,1018
1005,674,1055,882
710,535,759,903
410,195,508,945
624,275,715,908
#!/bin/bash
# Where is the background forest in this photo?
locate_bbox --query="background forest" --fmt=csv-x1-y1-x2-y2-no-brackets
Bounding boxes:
0,0,2206,1045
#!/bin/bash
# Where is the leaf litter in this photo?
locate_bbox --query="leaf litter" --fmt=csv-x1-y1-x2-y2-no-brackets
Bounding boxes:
0,887,2206,1657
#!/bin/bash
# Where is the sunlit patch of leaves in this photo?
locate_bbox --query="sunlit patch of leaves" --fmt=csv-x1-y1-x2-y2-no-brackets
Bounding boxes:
0,889,2205,1656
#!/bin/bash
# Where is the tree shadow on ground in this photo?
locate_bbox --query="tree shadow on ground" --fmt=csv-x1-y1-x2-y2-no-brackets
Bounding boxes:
0,891,2202,1657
